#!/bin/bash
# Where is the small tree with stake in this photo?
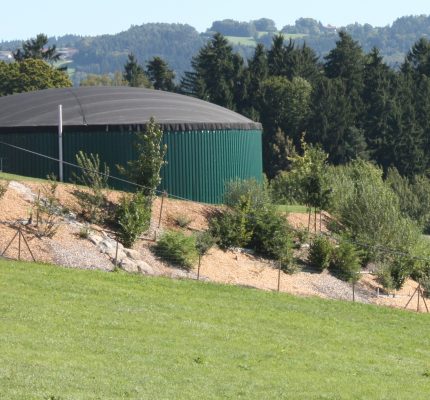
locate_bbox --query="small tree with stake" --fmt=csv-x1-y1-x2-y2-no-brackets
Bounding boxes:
117,117,167,198
195,231,215,280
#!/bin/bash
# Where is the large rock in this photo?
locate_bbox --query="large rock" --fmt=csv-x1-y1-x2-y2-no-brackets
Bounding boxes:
124,248,141,261
89,233,103,246
120,258,139,273
8,181,35,202
136,260,154,275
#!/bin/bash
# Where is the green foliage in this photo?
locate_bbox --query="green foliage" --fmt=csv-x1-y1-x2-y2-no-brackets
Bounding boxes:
422,277,430,299
308,235,334,272
146,56,176,91
376,265,396,292
386,168,430,233
117,117,167,197
210,180,293,264
73,151,109,224
326,160,428,289
123,53,151,88
154,230,198,270
33,174,60,238
78,225,91,239
250,203,293,264
0,58,72,96
13,33,60,63
209,197,254,249
115,191,151,248
173,213,193,228
223,178,270,209
79,72,125,87
195,230,215,257
329,239,362,283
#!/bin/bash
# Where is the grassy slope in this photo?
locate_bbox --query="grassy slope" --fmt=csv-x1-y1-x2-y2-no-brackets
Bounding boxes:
0,260,429,399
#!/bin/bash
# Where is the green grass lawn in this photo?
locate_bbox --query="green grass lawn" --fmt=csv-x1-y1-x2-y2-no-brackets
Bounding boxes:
0,171,48,182
1,260,429,399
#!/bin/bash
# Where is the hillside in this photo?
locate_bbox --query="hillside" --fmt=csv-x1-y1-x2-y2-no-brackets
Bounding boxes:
0,174,426,312
1,15,430,82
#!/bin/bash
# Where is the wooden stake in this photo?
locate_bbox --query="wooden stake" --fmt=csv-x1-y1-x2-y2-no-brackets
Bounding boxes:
197,255,201,281
277,261,282,292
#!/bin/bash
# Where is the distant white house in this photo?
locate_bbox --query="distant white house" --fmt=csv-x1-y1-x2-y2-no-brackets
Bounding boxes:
0,51,12,61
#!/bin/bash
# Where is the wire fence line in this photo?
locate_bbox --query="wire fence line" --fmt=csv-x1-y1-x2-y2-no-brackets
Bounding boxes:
0,139,429,311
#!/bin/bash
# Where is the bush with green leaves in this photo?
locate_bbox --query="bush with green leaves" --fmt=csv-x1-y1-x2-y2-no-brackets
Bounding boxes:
308,235,333,272
195,231,215,258
386,168,430,233
250,203,293,264
326,160,422,283
422,277,430,299
33,174,60,238
73,151,109,223
329,239,362,283
115,191,151,248
173,213,193,228
154,230,198,270
224,178,270,209
117,117,167,197
209,184,294,265
209,196,254,249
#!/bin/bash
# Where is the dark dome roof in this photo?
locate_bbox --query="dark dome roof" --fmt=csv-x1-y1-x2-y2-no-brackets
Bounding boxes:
0,86,261,131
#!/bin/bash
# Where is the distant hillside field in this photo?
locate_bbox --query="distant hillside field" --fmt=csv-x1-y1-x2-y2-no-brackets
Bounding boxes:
1,15,430,81
0,260,429,399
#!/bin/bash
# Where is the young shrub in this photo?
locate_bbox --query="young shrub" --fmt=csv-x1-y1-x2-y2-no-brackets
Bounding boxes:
78,225,91,239
422,277,430,299
195,230,216,279
173,213,193,228
376,264,396,292
116,191,151,248
34,174,60,238
224,178,270,209
308,235,333,272
117,117,167,197
73,151,109,223
250,203,293,264
209,196,254,249
154,230,198,270
329,239,362,282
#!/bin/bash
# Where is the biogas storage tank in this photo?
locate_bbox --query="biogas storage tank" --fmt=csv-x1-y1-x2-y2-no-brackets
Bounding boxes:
0,86,263,203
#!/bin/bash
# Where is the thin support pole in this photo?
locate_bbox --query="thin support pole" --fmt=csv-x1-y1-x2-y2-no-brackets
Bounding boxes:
197,255,201,281
18,227,21,260
1,229,20,257
307,208,311,233
277,261,282,292
114,240,119,268
417,285,421,312
314,208,317,233
352,281,355,302
20,230,36,262
35,190,41,227
158,191,167,229
58,104,63,182
404,286,419,309
420,286,429,313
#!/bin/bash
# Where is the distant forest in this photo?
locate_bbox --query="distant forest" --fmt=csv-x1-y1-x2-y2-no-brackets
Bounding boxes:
1,15,430,81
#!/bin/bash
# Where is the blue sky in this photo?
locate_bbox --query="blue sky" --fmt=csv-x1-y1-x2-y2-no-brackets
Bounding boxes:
1,0,429,41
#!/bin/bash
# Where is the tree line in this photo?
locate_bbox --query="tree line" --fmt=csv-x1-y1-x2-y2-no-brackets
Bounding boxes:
175,31,430,183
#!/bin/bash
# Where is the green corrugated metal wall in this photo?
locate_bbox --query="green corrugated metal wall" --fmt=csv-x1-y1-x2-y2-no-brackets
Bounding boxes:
0,128,262,204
